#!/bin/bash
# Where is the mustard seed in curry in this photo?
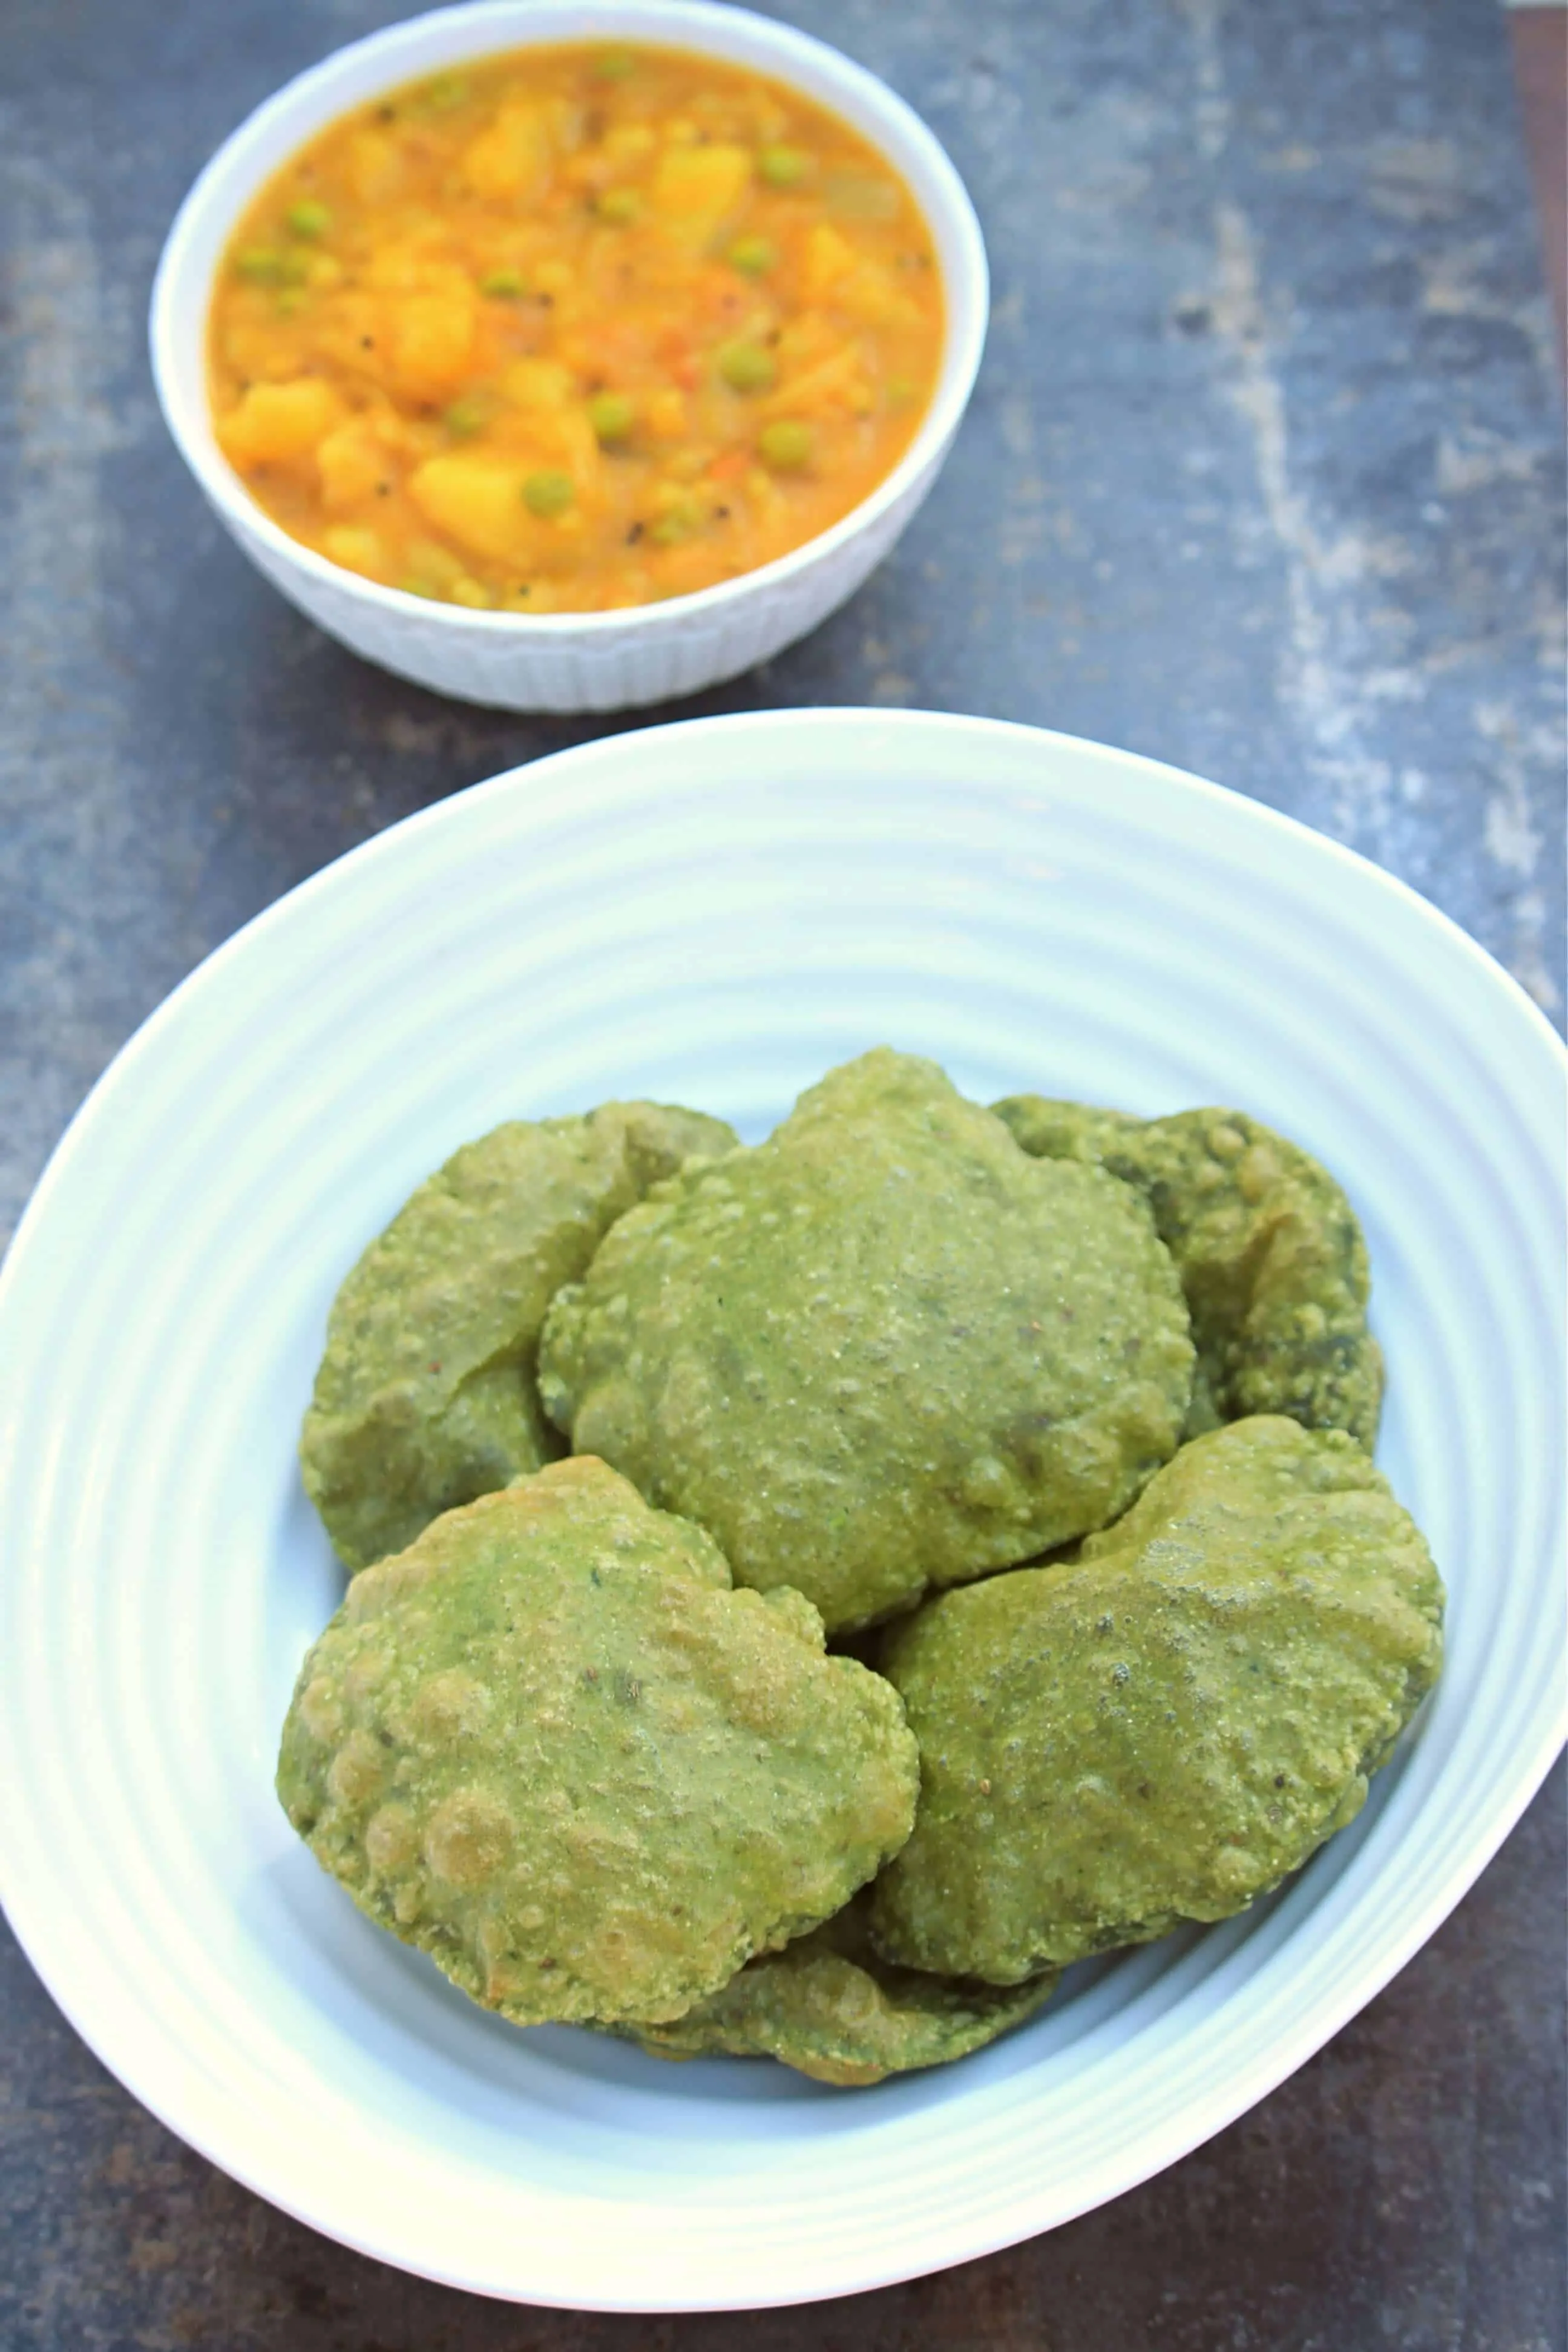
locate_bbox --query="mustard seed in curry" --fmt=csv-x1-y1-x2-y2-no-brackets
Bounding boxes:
208,43,945,612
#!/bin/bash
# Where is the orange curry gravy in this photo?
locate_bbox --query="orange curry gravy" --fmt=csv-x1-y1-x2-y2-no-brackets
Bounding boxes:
207,42,944,613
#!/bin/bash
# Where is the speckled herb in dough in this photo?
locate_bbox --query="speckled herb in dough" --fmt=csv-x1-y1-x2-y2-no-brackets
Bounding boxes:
301,1100,737,1569
630,1888,1057,2086
870,1416,1443,1983
538,1049,1195,1633
993,1098,1383,1448
277,1457,919,2028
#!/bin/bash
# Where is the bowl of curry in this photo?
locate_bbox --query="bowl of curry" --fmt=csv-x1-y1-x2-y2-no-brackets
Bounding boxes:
151,1,988,711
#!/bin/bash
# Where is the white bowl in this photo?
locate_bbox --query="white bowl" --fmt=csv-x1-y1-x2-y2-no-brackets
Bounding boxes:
149,1,988,713
0,711,1563,2310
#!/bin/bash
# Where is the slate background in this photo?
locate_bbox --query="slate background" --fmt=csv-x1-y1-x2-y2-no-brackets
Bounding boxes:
1,1,1563,2345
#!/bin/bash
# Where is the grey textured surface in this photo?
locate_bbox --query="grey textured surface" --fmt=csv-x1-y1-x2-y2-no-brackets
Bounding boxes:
1,0,1563,2344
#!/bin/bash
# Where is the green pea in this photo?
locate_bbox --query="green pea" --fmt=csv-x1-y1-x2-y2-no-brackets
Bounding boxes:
595,188,642,226
444,398,486,438
278,248,313,286
717,340,776,394
594,47,637,80
588,392,635,444
234,248,284,284
422,73,470,111
758,418,813,470
758,144,809,188
287,199,332,240
479,267,526,298
727,235,776,277
650,498,701,546
522,469,576,519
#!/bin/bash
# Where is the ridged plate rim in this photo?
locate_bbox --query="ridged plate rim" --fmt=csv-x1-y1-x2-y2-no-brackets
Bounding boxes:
0,708,1562,2311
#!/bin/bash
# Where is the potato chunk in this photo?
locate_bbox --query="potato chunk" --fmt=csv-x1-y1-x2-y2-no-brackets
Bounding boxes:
648,142,752,249
386,287,479,398
217,377,343,468
460,102,551,202
316,416,388,510
405,452,537,563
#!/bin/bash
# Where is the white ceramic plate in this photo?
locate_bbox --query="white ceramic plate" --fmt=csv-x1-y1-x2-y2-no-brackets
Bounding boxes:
0,710,1562,2311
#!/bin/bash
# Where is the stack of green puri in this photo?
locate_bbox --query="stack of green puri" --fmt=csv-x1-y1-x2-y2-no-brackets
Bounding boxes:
280,1050,1442,2089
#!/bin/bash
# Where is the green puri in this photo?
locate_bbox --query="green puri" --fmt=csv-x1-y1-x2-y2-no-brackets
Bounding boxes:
992,1098,1383,1448
539,1050,1195,1634
869,1417,1443,1983
301,1100,736,1571
631,1888,1058,2086
278,1457,919,2028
